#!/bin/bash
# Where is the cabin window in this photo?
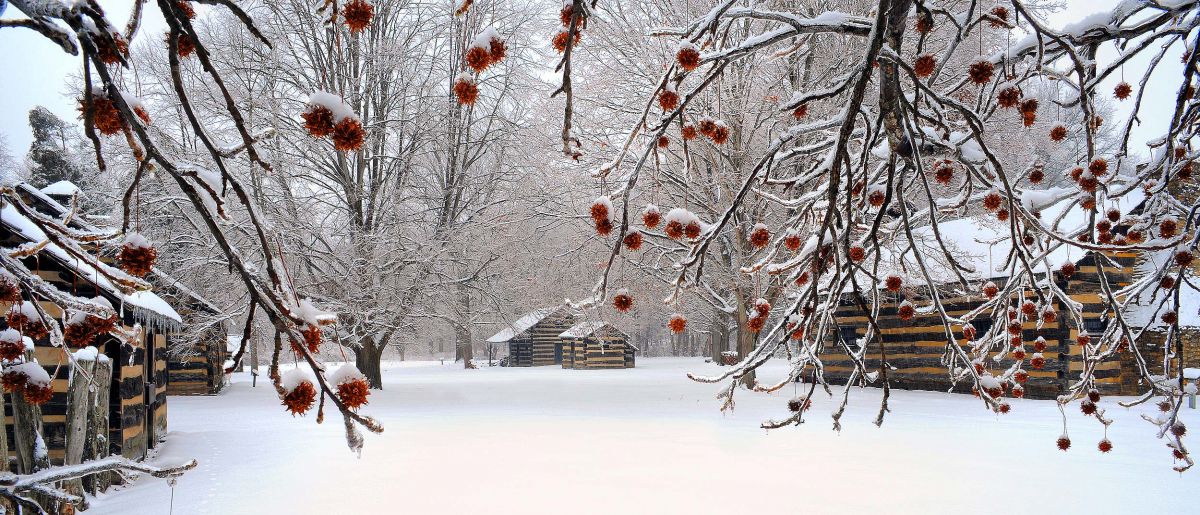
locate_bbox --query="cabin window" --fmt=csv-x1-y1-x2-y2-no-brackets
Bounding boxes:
839,326,858,346
1084,318,1107,334
972,318,994,339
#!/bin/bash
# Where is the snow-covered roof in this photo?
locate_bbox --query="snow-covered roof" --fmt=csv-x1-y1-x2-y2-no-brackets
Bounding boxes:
1126,248,1200,330
559,321,610,339
486,307,562,343
892,188,1144,284
40,180,81,197
0,197,182,326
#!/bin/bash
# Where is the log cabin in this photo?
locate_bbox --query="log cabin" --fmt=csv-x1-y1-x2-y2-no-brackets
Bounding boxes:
817,196,1193,399
152,273,228,396
1,182,182,464
487,307,576,367
559,321,636,369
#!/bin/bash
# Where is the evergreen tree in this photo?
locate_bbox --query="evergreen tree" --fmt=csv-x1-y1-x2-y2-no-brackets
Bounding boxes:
26,106,84,188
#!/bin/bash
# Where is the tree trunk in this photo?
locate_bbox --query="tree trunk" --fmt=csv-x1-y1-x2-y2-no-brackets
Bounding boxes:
710,309,729,364
355,342,384,389
735,303,757,388
455,282,475,368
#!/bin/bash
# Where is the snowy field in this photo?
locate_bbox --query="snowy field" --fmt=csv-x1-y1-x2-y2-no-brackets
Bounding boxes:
92,358,1196,514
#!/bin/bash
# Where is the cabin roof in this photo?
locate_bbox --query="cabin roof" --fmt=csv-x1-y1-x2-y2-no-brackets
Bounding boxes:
1,185,182,326
559,321,628,340
40,180,81,197
882,187,1144,285
486,307,565,343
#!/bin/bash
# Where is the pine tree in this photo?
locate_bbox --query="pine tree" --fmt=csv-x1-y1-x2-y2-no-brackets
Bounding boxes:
26,107,84,188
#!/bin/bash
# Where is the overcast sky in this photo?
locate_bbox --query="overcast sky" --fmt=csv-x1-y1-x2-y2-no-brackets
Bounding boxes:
0,1,1182,160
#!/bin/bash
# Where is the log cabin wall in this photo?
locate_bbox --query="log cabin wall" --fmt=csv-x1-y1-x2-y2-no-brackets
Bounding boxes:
820,250,1146,399
529,312,576,366
561,331,634,370
508,335,533,367
166,325,228,396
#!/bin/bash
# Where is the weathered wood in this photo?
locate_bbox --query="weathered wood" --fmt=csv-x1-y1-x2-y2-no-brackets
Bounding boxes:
84,359,113,494
61,357,96,504
11,389,48,474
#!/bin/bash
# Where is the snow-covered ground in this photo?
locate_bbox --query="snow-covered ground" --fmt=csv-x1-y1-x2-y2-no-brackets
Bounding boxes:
92,358,1196,514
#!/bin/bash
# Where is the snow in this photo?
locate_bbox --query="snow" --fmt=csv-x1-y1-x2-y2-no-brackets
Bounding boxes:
664,207,700,226
307,91,358,122
40,180,80,197
280,368,313,393
123,231,151,249
8,301,38,319
89,359,1196,514
486,307,562,343
294,298,335,326
0,201,182,324
0,328,19,344
327,364,364,386
72,345,108,362
471,27,501,48
559,320,609,339
7,361,50,386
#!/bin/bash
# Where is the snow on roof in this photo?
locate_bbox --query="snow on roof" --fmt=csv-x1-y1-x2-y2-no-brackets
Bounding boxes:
559,321,610,339
892,190,1143,285
40,180,81,197
1126,248,1200,330
487,307,561,343
0,200,182,325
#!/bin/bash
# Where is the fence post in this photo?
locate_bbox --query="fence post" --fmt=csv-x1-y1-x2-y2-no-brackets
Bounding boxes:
62,355,96,507
84,357,113,494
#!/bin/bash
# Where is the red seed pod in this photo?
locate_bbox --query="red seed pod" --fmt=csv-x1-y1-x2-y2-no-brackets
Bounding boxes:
1096,219,1112,233
623,230,643,251
783,233,802,251
642,207,661,229
302,106,336,138
997,87,1021,108
1160,218,1178,238
848,245,866,262
282,381,316,416
552,30,581,53
996,209,1009,221
867,189,886,207
915,13,933,33
962,324,977,341
595,218,614,236
1159,400,1173,412
559,4,573,25
1041,306,1057,324
1070,167,1085,182
1098,439,1113,453
1087,389,1101,403
998,402,1011,414
684,221,702,240
1011,347,1026,361
1030,355,1046,369
1089,158,1109,176
748,225,770,249
1014,370,1029,384
667,313,687,334
174,33,196,58
795,271,810,287
988,6,1010,27
1060,262,1076,279
792,104,808,120
1057,436,1072,451
1171,423,1187,437
676,44,701,72
1028,167,1045,184
1126,229,1144,243
747,315,766,333
1050,125,1068,142
1114,82,1132,100
332,118,365,152
118,239,158,277
1162,311,1178,325
897,301,915,321
657,135,670,148
1097,231,1113,245
681,125,698,140
97,32,129,65
1175,251,1194,267
22,382,53,405
1161,275,1176,290
465,46,491,73
1021,301,1037,317
697,118,717,138
613,292,634,313
1180,162,1195,180
914,55,936,78
885,275,903,293
787,397,812,412
983,192,1003,212
1076,332,1091,346
1034,337,1047,353
658,89,680,111
934,160,955,185
710,123,730,145
1080,400,1098,416
336,377,371,409
454,77,479,105
664,220,685,240
968,61,994,85
1011,385,1025,398
982,281,999,299
343,0,375,33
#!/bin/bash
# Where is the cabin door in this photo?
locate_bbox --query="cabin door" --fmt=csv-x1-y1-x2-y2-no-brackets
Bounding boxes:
554,343,563,364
